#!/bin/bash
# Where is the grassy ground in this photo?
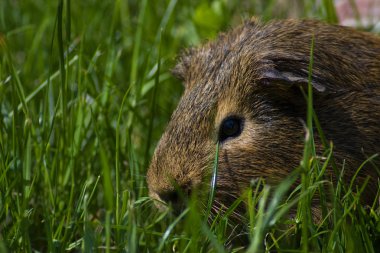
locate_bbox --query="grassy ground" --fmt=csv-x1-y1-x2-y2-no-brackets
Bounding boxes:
1,0,380,252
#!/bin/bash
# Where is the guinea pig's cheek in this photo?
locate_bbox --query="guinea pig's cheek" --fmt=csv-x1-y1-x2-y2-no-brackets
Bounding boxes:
217,121,262,176
217,123,253,162
234,120,258,145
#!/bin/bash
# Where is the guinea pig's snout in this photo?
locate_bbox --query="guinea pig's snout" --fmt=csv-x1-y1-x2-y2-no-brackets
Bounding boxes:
152,184,192,214
159,187,191,205
157,190,180,205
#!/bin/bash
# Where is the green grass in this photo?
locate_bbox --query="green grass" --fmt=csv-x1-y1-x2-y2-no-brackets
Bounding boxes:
1,0,380,252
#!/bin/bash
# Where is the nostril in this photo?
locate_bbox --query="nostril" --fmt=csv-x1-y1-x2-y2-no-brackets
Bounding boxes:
158,190,180,205
157,187,192,208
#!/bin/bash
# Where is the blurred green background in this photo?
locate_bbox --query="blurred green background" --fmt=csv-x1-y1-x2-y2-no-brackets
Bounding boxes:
1,0,378,252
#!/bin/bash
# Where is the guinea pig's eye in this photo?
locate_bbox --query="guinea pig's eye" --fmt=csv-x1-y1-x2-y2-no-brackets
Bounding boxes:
219,116,243,142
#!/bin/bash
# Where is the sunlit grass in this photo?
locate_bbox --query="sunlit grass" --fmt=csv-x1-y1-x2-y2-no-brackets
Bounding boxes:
1,0,379,252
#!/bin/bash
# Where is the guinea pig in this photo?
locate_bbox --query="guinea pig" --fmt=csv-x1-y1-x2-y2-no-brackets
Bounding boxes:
146,18,380,219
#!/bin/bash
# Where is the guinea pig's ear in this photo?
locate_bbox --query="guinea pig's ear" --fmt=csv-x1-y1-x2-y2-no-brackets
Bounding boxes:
262,68,326,93
171,48,195,83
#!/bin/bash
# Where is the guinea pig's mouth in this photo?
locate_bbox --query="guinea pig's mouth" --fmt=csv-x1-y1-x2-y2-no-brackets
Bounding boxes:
149,190,168,211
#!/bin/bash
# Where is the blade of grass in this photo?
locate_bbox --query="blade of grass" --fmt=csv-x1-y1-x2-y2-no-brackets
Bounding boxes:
3,41,29,117
57,0,67,123
247,185,270,253
127,0,148,129
322,0,338,23
206,142,220,219
299,33,315,253
144,29,162,169
158,208,189,252
7,55,78,118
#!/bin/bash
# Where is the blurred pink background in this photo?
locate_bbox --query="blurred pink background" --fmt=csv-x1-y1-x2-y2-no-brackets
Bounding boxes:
335,0,380,27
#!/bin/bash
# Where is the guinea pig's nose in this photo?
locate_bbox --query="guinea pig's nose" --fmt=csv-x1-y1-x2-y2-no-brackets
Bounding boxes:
158,190,180,205
157,187,191,213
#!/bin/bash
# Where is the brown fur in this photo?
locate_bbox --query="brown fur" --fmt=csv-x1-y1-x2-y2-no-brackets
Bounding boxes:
147,18,380,220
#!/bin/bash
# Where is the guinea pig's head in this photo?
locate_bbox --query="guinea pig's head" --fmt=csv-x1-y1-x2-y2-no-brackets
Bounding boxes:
146,18,327,215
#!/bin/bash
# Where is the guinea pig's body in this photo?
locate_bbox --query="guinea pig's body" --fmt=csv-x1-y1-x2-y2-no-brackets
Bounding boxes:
147,19,380,218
